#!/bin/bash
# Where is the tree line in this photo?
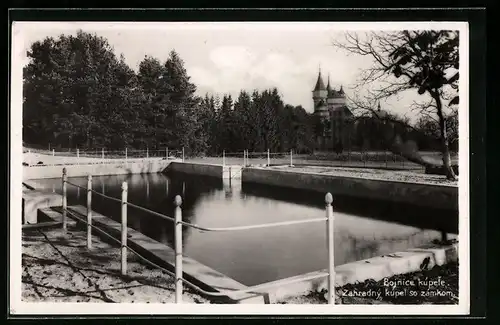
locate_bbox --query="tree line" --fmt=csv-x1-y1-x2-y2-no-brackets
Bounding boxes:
23,30,453,157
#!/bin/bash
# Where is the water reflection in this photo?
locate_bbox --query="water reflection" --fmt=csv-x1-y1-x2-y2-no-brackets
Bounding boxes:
241,182,458,234
39,173,457,286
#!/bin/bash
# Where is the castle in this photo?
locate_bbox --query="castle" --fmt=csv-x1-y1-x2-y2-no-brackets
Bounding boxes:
312,68,354,151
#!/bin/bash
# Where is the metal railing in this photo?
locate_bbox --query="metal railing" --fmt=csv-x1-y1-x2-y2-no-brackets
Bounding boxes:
209,149,423,171
24,147,185,167
60,168,336,304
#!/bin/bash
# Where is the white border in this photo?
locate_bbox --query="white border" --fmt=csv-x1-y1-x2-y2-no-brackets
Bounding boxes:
10,21,470,315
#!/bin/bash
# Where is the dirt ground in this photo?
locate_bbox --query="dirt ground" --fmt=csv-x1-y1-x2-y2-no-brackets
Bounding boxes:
22,225,209,303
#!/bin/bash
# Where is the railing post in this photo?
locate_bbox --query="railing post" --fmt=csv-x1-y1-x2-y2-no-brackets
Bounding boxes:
146,147,149,159
62,168,67,231
325,192,335,304
102,148,104,162
222,150,226,167
77,148,79,159
174,195,183,303
166,147,169,159
52,149,55,158
125,147,128,161
121,181,128,275
182,147,185,162
267,149,270,167
290,149,293,167
243,150,246,167
87,175,92,249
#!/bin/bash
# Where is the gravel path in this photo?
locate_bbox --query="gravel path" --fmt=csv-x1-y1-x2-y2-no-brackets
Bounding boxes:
22,226,209,303
270,166,458,186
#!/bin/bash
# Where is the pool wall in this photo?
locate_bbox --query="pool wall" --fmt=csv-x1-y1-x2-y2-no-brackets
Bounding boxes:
242,167,458,210
23,159,172,180
166,162,242,179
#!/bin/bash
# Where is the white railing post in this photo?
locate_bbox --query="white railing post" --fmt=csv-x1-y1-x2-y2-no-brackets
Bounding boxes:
102,148,104,162
87,175,92,249
121,181,128,275
147,147,149,159
62,168,67,231
243,150,246,167
290,149,293,167
166,147,169,159
222,150,226,167
267,149,270,167
325,192,335,304
52,149,55,158
174,195,183,303
182,147,185,162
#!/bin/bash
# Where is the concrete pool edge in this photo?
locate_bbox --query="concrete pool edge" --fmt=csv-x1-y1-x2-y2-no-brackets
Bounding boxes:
38,206,459,304
60,205,266,303
23,159,174,180
165,162,242,179
242,167,458,210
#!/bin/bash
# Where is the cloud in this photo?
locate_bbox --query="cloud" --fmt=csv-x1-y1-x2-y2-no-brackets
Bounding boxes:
191,46,320,108
209,46,256,71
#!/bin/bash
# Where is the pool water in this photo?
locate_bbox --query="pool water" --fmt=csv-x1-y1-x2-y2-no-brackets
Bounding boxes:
33,173,457,286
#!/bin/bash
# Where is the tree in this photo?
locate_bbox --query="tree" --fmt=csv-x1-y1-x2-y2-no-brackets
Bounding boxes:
332,30,459,179
161,50,204,154
23,30,133,149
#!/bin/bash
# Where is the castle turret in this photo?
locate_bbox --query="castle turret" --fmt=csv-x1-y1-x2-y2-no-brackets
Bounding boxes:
328,84,346,112
312,68,328,118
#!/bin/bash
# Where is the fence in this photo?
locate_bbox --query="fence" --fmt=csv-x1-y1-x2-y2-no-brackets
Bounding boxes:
24,145,425,171
210,149,423,171
60,168,336,304
23,147,185,167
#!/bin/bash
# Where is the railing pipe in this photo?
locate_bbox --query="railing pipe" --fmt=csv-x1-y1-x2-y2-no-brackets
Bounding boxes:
325,192,335,304
267,149,270,167
179,216,326,232
182,147,185,162
62,168,67,230
87,175,93,249
121,181,128,275
174,195,183,303
147,147,149,159
222,150,226,167
61,180,341,303
290,149,293,167
166,147,169,159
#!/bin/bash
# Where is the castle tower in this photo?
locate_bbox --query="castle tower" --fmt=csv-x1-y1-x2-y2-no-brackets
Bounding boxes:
329,84,346,112
326,75,337,105
312,67,328,119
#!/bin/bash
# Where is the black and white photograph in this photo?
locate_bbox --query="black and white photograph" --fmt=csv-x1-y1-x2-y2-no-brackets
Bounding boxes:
10,17,471,315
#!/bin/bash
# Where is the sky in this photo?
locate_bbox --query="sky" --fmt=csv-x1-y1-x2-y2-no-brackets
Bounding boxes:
13,22,464,121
